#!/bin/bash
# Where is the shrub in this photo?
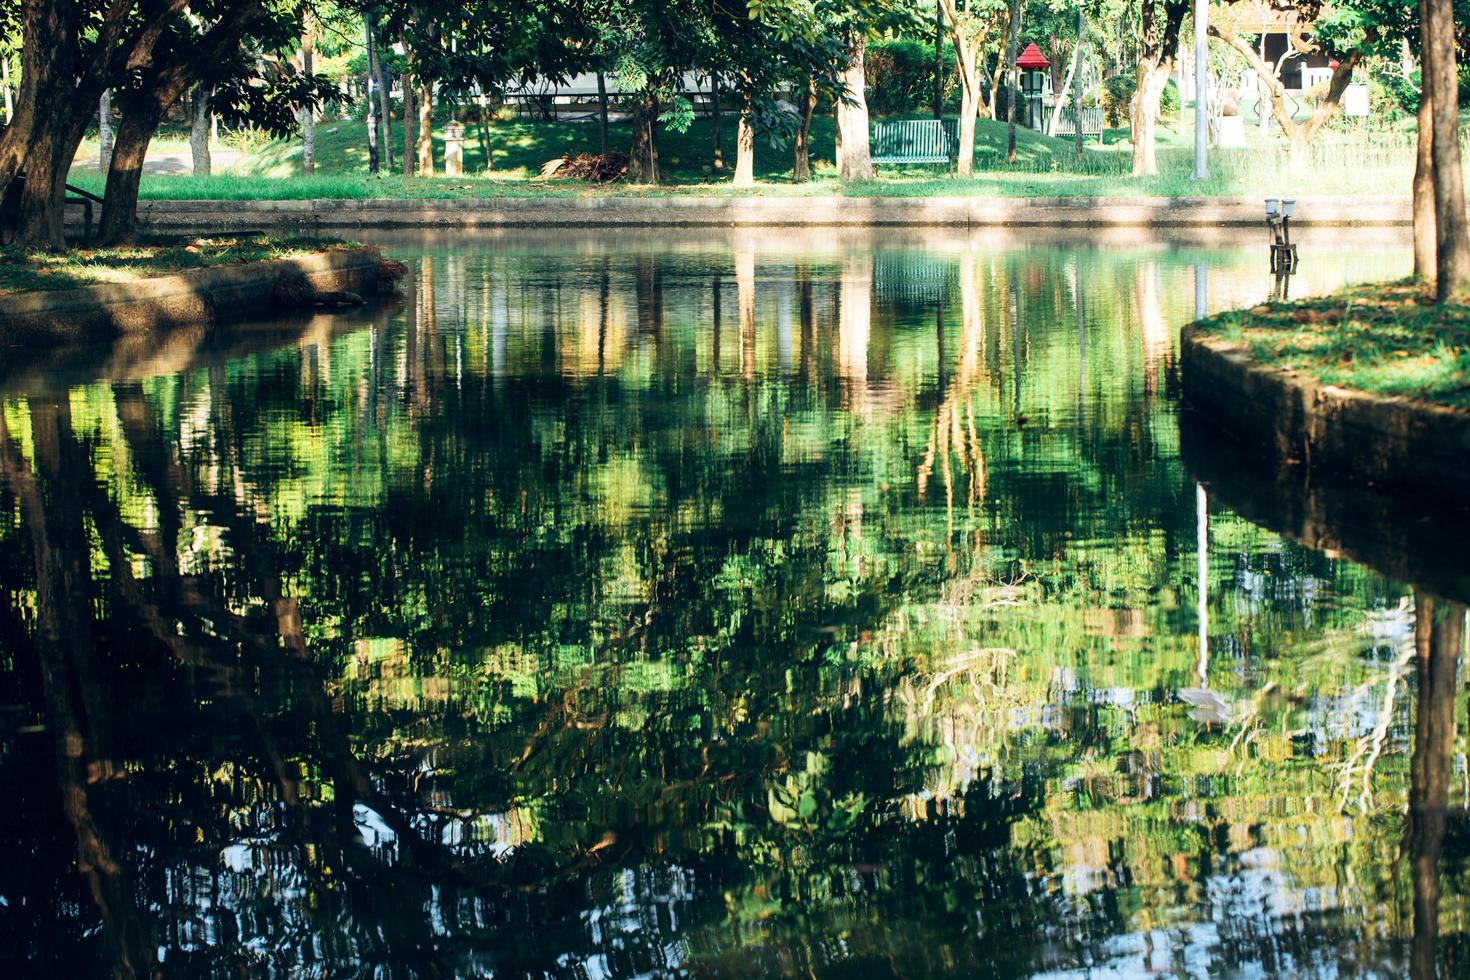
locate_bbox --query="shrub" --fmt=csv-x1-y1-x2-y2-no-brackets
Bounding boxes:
1101,74,1179,127
1101,75,1133,126
1162,78,1181,117
865,38,960,116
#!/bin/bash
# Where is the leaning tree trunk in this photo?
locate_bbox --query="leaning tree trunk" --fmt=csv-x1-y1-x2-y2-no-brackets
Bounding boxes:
628,91,659,183
99,103,167,242
837,35,873,182
1048,38,1082,137
1413,59,1436,283
1423,0,1470,300
793,79,815,180
733,91,755,188
190,86,211,176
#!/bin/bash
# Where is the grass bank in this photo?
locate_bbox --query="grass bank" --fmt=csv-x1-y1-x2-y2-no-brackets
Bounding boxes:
0,236,349,294
66,114,1419,201
1195,280,1470,409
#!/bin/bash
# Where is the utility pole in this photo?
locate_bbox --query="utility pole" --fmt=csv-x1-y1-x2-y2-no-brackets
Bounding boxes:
1192,0,1209,179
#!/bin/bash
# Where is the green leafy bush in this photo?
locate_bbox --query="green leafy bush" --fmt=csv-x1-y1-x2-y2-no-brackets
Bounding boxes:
1101,74,1178,127
1101,75,1133,126
864,38,959,116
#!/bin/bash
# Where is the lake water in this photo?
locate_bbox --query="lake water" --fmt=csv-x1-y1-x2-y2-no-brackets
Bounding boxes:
1,228,1466,978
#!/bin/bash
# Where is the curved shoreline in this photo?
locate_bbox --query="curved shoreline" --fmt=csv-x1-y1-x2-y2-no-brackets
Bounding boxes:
1179,325,1470,504
0,247,384,348
119,194,1415,231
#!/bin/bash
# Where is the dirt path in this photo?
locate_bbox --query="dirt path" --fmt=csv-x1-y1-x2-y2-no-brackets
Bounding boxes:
71,146,243,175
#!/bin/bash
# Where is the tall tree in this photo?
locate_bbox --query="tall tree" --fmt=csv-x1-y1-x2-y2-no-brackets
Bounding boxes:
837,33,874,181
364,24,381,174
1130,0,1189,175
189,86,212,176
1420,0,1470,298
298,15,317,175
0,0,197,248
98,7,328,242
1208,1,1379,169
940,0,1005,178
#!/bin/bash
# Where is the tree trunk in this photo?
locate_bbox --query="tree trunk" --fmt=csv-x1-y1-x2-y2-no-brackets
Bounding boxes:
1408,592,1463,980
401,60,416,176
1130,60,1171,176
711,76,723,172
1,58,12,125
1210,24,1360,173
628,91,659,183
1130,0,1189,176
933,3,945,119
1423,0,1470,300
417,80,434,176
99,103,165,242
98,90,113,170
299,25,315,175
956,61,979,177
476,97,494,171
734,92,755,188
14,99,92,248
190,86,211,176
1413,63,1436,283
837,35,873,182
364,25,380,174
596,71,609,155
376,46,395,171
1005,0,1022,163
1049,37,1082,137
794,79,815,180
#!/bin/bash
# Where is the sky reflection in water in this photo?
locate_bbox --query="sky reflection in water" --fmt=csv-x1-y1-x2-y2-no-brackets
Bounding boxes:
0,229,1465,979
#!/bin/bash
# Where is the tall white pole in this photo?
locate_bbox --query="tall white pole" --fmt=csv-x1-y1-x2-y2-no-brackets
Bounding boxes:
1192,0,1209,179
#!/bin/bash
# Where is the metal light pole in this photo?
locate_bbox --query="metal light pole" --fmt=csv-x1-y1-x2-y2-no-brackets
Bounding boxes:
1192,0,1209,179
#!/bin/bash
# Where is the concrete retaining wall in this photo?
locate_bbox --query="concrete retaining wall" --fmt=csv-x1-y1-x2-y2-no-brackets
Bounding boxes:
125,194,1414,231
1179,325,1470,504
0,247,381,348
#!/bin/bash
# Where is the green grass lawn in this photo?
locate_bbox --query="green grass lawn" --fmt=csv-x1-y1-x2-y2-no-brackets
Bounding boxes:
62,111,1420,201
1196,280,1470,409
0,236,349,294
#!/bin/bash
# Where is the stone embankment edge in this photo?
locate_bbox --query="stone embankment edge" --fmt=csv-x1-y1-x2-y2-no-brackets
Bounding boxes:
0,247,382,348
1179,324,1470,502
125,194,1413,230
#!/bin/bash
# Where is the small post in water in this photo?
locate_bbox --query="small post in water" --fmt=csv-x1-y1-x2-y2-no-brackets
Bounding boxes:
1264,198,1298,275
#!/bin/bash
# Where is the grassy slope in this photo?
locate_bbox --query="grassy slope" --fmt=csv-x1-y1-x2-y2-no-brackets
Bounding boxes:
63,112,1416,201
0,236,348,293
1197,280,1470,409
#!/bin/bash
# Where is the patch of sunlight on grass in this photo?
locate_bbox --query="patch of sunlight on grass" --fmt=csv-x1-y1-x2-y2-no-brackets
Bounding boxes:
1198,280,1470,409
0,235,351,294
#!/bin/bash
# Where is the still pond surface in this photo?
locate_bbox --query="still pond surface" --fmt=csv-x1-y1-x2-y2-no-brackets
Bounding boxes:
0,229,1466,978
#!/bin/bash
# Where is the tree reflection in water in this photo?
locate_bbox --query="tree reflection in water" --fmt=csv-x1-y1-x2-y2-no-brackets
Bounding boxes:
0,232,1463,977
